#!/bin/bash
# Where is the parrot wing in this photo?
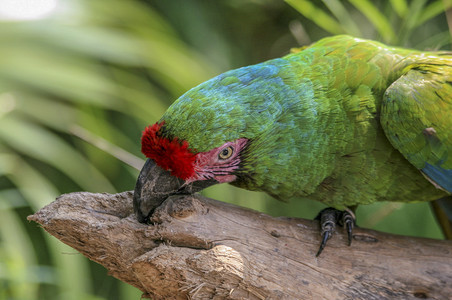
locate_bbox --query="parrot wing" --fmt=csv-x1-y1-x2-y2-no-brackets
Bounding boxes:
381,61,452,239
381,61,452,193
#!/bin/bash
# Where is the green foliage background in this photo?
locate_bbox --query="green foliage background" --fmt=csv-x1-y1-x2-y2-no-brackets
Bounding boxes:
0,0,450,299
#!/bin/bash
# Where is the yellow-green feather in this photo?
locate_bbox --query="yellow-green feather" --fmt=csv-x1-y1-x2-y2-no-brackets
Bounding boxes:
381,60,452,192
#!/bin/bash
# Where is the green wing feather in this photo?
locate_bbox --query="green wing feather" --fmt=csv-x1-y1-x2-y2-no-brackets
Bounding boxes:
381,59,452,191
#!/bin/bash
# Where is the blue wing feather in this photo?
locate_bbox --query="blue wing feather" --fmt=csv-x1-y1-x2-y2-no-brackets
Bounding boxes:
422,163,452,193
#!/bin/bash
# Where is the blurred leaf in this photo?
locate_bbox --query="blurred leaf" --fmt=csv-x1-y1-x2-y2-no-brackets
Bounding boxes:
285,0,344,35
389,0,408,18
108,68,169,122
0,154,95,299
70,125,144,170
0,58,121,109
13,94,79,131
414,31,451,50
322,0,362,36
0,197,39,300
400,0,427,40
0,153,59,209
0,114,115,193
358,202,444,239
348,0,396,42
417,0,452,27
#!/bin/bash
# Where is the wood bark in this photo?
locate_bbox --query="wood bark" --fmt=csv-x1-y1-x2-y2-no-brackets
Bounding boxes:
28,191,452,299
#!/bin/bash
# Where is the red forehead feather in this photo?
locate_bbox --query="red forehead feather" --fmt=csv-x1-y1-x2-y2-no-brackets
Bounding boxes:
141,122,196,180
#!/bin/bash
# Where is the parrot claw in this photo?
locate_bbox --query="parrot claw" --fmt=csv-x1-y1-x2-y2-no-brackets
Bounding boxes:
340,209,355,246
315,207,355,257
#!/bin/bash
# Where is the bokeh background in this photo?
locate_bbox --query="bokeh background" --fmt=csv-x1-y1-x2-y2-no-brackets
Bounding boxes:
1,0,451,299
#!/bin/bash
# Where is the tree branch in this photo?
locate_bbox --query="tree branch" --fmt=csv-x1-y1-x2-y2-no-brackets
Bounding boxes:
28,191,452,299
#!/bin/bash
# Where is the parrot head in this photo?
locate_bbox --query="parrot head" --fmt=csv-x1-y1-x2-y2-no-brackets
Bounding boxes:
141,121,249,184
133,122,249,222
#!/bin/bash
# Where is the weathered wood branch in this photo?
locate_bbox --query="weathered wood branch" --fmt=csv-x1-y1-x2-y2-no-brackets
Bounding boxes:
28,191,452,299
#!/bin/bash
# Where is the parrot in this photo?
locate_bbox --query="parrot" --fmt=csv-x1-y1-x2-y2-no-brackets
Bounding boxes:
133,35,452,256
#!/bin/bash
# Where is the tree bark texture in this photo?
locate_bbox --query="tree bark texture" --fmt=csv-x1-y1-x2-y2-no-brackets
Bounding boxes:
28,191,452,299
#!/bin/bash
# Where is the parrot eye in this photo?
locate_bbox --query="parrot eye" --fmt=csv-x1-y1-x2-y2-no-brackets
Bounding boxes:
218,146,234,160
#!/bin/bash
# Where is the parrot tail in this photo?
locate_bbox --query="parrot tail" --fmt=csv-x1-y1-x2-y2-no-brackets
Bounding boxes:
430,196,452,240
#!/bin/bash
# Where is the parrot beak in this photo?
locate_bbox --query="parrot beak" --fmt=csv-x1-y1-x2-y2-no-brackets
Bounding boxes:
133,158,218,223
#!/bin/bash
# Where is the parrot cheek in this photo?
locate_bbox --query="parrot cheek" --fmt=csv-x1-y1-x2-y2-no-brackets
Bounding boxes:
214,174,237,183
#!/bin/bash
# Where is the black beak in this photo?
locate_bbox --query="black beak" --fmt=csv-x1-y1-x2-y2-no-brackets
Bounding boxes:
133,159,218,223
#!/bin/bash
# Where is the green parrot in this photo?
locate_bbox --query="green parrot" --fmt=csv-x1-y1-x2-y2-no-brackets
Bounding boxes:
133,35,452,255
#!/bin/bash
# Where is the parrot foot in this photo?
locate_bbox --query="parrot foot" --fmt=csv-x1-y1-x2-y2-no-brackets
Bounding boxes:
315,207,355,257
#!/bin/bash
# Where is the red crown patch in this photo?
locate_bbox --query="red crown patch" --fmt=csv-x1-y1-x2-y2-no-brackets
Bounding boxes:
141,122,196,180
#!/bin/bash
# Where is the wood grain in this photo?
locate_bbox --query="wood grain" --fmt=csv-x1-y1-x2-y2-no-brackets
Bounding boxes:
28,191,452,299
